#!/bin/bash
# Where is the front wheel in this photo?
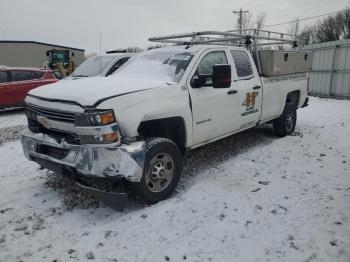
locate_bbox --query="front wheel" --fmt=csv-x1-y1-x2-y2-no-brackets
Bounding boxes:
130,138,182,205
273,104,297,137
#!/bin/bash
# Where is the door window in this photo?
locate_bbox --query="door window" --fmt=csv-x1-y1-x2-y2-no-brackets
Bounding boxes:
114,57,130,68
198,51,228,75
0,71,8,83
106,57,130,76
230,50,253,78
33,71,45,79
196,51,228,86
11,71,36,82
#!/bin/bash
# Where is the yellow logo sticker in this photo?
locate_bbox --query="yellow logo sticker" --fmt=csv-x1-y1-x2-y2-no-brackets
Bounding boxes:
242,92,259,108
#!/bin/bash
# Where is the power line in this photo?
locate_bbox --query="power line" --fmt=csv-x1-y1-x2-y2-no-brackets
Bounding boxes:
298,0,349,15
263,9,347,28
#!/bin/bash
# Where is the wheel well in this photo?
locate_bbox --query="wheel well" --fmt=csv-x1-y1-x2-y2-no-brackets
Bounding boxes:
286,90,300,107
137,117,187,154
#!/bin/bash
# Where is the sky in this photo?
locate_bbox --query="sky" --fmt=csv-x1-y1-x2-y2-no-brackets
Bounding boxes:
0,0,349,55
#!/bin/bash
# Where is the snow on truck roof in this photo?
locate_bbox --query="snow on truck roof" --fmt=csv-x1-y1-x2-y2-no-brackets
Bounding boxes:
102,53,135,57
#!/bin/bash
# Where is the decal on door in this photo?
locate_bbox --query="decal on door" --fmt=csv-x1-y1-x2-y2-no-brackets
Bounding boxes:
241,92,259,116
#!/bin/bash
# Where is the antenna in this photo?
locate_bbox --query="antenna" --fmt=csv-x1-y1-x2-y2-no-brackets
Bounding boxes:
99,32,102,74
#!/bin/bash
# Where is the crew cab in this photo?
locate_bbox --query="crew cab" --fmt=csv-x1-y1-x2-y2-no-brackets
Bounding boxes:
0,67,58,110
21,36,309,209
67,53,133,79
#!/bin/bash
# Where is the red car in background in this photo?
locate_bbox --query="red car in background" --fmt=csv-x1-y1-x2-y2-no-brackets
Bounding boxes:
0,67,58,110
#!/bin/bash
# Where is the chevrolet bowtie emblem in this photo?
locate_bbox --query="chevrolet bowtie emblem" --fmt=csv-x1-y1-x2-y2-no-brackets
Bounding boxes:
37,116,50,129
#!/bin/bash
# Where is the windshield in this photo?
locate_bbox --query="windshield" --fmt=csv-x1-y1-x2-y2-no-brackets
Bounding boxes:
51,52,67,63
72,55,116,77
116,50,196,83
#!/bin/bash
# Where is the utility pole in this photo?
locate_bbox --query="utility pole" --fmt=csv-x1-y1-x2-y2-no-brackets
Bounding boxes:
233,9,249,34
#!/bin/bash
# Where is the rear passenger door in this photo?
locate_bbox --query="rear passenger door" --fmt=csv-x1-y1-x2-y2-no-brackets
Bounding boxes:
9,70,39,105
0,70,13,107
230,50,262,129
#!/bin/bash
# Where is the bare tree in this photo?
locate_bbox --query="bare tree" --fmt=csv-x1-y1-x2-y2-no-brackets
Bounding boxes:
316,15,341,42
288,18,300,38
147,44,167,50
299,25,317,45
344,8,350,38
126,47,142,53
236,12,253,33
255,12,266,30
300,7,350,44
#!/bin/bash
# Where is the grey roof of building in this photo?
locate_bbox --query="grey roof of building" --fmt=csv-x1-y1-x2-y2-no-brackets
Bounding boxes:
0,40,85,51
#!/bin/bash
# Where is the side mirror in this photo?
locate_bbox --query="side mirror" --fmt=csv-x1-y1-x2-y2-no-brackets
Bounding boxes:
190,75,206,88
212,64,231,88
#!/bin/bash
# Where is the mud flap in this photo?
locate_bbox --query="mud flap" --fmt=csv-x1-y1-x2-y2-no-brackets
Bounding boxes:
75,181,128,212
302,97,309,108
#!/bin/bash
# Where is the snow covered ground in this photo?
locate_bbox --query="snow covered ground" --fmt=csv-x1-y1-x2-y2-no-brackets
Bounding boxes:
0,109,26,128
0,97,349,262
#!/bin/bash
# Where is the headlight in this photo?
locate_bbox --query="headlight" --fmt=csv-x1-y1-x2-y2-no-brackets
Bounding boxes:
74,110,120,144
75,110,116,126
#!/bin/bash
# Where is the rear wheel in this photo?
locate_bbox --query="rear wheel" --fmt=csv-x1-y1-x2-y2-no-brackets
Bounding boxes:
130,138,182,205
273,103,297,137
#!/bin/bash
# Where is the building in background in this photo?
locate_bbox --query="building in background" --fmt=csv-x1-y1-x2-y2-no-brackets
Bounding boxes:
303,39,350,99
0,40,85,68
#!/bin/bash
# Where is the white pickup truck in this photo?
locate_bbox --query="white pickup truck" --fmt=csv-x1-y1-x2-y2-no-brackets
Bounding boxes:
21,33,309,209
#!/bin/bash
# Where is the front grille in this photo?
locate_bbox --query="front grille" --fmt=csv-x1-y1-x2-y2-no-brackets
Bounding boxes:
25,104,81,145
26,103,76,123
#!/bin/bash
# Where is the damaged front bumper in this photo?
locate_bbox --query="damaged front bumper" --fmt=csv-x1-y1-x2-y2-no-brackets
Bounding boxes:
21,128,145,182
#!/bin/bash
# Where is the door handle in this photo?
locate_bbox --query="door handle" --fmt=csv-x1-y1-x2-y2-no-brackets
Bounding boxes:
253,85,261,90
227,90,237,95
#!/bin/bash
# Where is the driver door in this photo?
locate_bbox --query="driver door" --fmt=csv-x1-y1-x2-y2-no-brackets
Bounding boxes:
187,49,240,146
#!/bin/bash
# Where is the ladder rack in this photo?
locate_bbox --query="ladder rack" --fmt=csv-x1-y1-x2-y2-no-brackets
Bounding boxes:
149,30,297,46
148,30,299,74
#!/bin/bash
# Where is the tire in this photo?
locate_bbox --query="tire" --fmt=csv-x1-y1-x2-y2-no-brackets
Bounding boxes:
130,137,182,205
273,103,297,137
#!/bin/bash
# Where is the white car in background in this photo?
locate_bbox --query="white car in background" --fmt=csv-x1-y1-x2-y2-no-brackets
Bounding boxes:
68,53,134,79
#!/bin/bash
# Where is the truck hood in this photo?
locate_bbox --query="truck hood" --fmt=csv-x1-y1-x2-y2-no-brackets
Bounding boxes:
28,76,167,106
